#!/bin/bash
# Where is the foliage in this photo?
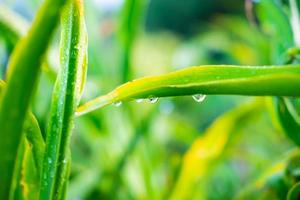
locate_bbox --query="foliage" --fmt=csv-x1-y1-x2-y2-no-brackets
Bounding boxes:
0,0,299,199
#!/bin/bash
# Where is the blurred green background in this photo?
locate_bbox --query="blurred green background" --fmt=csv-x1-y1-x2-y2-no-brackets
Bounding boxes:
0,0,296,199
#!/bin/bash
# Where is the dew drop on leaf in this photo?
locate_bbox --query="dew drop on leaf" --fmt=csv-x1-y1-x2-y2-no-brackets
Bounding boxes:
135,99,144,103
192,94,206,103
113,101,122,107
149,96,159,104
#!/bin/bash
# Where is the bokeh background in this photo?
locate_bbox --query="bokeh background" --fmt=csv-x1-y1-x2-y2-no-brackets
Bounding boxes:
0,0,295,199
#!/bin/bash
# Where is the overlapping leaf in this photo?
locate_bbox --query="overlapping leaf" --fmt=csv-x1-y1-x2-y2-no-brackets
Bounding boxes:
0,0,67,198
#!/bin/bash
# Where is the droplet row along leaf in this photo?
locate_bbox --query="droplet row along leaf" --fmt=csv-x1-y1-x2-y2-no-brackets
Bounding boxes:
76,65,300,116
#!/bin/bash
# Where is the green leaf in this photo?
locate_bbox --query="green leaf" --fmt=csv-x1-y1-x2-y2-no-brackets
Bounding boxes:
118,0,145,81
287,182,300,200
11,139,41,200
76,65,300,116
169,100,264,200
0,5,56,79
237,150,300,199
256,0,294,63
40,0,88,199
0,5,29,48
0,81,45,199
0,0,68,198
24,113,45,174
275,98,300,146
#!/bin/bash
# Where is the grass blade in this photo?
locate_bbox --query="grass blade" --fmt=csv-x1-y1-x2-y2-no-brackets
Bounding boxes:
40,0,87,199
0,0,67,198
76,65,300,116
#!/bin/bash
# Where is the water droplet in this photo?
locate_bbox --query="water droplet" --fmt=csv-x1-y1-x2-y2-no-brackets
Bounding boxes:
48,158,52,164
192,94,206,102
113,101,122,107
62,159,67,164
135,99,144,103
149,96,159,104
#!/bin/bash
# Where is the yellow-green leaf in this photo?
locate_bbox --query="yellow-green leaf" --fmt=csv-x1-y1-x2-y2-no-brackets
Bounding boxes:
77,65,300,116
169,100,263,200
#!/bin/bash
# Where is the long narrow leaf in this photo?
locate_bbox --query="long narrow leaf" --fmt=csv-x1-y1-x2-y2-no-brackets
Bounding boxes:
0,80,45,199
256,0,294,63
119,0,144,82
40,0,87,199
76,65,300,116
275,98,300,146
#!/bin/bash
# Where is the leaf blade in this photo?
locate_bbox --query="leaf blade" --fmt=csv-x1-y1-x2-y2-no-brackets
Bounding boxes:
40,0,88,199
77,65,300,116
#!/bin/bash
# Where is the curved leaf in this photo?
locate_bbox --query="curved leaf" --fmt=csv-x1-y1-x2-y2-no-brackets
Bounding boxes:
9,116,44,200
0,5,56,80
236,150,300,199
76,65,300,116
287,182,300,200
0,80,45,199
0,5,28,47
169,100,264,200
275,98,300,146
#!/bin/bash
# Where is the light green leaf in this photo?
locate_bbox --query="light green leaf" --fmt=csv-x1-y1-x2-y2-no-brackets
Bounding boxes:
236,150,300,199
169,100,264,200
76,65,300,116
